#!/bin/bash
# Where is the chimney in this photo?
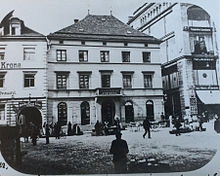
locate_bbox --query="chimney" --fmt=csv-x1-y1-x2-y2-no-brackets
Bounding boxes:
74,19,79,24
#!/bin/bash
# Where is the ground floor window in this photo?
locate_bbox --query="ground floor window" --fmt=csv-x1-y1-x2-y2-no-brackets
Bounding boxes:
125,101,134,123
146,100,154,121
0,104,5,121
81,101,90,125
58,102,67,126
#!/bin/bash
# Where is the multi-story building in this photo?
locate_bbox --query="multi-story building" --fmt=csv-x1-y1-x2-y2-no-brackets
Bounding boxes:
47,14,163,128
128,3,220,118
0,11,47,128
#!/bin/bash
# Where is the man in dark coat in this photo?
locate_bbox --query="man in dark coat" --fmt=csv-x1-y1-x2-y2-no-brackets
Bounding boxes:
45,124,50,144
110,132,129,173
143,118,151,139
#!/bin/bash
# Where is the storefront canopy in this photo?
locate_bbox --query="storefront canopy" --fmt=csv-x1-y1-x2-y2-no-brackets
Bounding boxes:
196,90,220,104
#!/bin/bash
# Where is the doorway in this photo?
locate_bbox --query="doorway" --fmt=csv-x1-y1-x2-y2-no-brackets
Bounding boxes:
101,100,115,125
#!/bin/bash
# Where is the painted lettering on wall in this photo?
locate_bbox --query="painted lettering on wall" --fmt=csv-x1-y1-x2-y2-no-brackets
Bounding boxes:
0,91,16,96
0,62,21,69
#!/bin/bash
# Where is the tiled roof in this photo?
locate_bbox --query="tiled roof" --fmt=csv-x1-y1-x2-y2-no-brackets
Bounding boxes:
48,15,160,43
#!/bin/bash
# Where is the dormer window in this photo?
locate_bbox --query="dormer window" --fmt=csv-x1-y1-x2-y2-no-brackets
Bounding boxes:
10,18,22,35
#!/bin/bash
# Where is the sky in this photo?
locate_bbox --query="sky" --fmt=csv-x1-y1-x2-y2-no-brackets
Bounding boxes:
0,0,219,36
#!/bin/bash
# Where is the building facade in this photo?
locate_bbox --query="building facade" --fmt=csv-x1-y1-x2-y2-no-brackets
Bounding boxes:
128,3,220,118
47,14,164,127
0,12,47,128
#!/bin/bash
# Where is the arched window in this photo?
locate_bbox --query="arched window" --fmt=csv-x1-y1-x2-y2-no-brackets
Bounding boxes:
125,101,134,123
146,100,154,121
58,102,67,126
81,101,90,125
187,5,210,21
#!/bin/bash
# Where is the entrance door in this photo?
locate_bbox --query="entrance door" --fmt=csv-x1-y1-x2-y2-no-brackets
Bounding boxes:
125,101,134,123
146,100,154,121
102,100,115,125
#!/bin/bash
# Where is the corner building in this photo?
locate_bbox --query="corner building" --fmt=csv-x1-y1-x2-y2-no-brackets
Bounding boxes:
0,12,47,127
128,3,220,118
47,14,163,128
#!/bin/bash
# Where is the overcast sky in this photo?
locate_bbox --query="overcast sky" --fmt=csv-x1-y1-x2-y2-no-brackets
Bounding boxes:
0,0,219,36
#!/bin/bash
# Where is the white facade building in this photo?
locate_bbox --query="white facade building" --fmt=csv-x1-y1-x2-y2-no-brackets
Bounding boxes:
0,12,47,128
128,3,220,118
47,14,164,128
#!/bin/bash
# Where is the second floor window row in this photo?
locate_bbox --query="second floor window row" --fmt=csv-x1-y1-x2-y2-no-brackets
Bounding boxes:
56,50,151,63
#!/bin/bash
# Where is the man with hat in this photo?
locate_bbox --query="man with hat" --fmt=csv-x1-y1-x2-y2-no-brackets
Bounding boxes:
110,132,129,173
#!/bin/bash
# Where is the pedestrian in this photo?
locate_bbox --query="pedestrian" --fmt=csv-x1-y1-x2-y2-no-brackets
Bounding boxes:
45,124,50,144
94,120,102,136
198,115,204,131
174,117,182,136
143,117,151,139
110,132,129,173
31,124,38,146
68,122,72,136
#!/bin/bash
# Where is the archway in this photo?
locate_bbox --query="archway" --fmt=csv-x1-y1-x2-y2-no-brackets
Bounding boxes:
81,101,90,125
18,106,42,137
101,100,115,125
125,101,134,123
146,100,154,121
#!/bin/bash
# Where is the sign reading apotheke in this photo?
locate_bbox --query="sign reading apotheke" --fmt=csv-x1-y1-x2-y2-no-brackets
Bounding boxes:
0,61,21,69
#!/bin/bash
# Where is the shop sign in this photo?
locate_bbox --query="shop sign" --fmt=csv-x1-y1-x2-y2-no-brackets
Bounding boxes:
99,88,121,95
19,101,42,108
0,62,21,69
0,91,16,96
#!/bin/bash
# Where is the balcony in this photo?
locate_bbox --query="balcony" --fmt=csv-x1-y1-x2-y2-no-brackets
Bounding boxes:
96,88,122,97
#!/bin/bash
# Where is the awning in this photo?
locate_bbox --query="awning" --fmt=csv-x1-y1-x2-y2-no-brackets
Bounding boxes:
196,90,220,104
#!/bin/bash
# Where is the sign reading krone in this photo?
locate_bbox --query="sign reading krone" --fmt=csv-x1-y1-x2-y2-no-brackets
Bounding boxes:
0,62,21,69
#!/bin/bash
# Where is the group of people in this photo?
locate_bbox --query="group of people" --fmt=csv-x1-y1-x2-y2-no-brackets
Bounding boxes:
67,122,83,136
94,118,122,136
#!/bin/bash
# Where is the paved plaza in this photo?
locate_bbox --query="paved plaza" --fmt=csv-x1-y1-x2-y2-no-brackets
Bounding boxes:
13,120,220,175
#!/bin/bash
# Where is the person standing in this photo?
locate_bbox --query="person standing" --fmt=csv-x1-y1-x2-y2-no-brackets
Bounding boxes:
45,124,50,144
174,117,182,136
143,118,151,139
110,132,129,173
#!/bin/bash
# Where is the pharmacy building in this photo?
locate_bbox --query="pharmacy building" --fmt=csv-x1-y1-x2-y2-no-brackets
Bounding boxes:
47,14,164,127
128,3,220,118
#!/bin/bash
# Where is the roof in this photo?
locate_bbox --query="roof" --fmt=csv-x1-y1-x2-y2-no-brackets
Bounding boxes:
48,14,160,43
0,11,44,38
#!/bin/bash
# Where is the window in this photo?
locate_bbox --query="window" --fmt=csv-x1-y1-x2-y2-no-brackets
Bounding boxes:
79,73,90,89
56,50,67,61
79,50,88,62
122,52,130,62
56,73,68,89
0,104,5,121
81,101,90,125
0,48,5,60
144,74,153,88
24,48,35,60
11,23,20,35
123,74,132,88
58,102,67,126
24,73,36,87
101,74,111,88
143,52,151,62
100,51,109,62
0,73,6,88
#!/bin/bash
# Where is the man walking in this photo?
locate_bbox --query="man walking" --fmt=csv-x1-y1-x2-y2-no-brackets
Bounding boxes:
110,132,129,173
143,117,151,139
